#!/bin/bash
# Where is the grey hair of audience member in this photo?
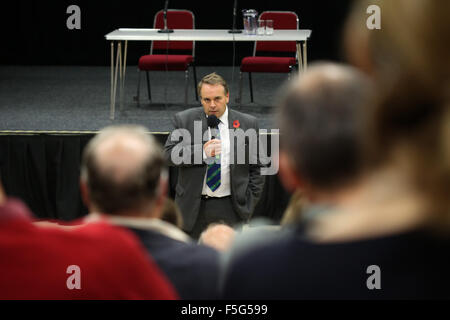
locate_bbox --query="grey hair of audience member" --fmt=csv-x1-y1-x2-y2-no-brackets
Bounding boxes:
80,125,166,215
276,62,374,191
160,198,184,229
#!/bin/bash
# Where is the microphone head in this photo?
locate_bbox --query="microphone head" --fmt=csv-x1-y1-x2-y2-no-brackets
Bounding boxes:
207,115,220,128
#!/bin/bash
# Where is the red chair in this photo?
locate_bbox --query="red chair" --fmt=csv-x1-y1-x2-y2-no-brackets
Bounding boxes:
238,11,299,103
136,9,198,105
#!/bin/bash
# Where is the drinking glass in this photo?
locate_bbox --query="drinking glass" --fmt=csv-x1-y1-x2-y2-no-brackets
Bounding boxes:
265,20,274,35
257,20,265,35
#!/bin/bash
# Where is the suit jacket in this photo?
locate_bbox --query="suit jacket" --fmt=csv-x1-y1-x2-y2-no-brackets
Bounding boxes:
164,107,265,231
129,227,220,300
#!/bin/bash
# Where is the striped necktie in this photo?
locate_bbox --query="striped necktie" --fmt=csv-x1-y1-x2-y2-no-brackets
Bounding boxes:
206,125,221,192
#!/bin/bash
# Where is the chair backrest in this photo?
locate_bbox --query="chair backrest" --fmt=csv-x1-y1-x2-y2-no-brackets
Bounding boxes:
152,9,195,52
255,11,299,54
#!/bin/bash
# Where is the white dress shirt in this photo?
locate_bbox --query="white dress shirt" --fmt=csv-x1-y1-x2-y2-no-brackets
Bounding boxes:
202,106,231,197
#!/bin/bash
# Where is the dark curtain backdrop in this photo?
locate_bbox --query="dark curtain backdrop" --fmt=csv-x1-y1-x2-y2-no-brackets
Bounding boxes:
0,134,291,222
1,0,354,66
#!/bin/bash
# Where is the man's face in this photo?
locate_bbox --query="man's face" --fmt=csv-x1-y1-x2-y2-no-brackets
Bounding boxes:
200,83,229,118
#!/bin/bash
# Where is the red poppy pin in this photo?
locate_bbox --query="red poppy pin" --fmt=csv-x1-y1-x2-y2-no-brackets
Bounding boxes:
233,120,240,128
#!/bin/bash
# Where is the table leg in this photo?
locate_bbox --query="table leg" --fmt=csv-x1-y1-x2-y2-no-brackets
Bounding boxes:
303,40,308,71
111,42,120,120
121,40,128,112
110,42,114,119
118,42,123,113
297,42,303,74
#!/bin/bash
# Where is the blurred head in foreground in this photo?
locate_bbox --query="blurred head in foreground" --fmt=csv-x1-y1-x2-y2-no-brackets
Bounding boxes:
277,63,374,224
344,0,450,230
80,125,167,219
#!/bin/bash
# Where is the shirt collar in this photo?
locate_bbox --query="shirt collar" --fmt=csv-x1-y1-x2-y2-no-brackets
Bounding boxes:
84,212,192,243
219,106,229,125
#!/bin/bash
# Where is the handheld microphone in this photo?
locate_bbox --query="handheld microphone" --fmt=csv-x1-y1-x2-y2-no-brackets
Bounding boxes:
228,0,242,34
158,0,174,33
207,115,220,139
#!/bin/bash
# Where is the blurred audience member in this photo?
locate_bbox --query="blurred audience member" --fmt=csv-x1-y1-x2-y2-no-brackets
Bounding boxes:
344,0,450,225
222,0,450,299
277,60,372,229
80,125,221,299
274,57,373,229
0,180,177,299
222,63,375,299
199,223,236,252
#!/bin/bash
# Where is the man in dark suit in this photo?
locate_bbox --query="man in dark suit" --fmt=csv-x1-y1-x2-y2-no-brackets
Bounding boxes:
164,72,266,239
80,125,220,299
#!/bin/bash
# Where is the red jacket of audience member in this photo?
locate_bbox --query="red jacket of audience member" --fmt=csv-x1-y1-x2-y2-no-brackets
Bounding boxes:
0,198,178,300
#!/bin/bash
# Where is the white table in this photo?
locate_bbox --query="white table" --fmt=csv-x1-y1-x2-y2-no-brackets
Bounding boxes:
105,28,312,119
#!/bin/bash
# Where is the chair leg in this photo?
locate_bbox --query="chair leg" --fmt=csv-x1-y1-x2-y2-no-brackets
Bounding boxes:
145,71,151,101
192,64,198,101
185,70,189,106
249,72,254,103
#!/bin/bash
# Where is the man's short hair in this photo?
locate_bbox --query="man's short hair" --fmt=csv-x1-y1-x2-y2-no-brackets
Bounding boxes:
277,63,374,190
80,125,165,214
197,72,229,98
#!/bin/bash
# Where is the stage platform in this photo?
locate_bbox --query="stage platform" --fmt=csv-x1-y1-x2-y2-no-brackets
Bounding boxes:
0,65,287,133
0,66,291,222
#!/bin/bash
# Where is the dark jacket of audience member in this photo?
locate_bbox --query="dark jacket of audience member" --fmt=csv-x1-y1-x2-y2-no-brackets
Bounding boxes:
222,22,450,299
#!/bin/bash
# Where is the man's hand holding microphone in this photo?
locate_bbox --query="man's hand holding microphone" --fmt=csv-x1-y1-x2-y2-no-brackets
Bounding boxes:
204,139,221,158
204,115,222,162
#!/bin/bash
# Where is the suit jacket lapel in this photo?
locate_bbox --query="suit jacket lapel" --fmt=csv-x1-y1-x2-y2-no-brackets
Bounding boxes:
197,108,208,137
228,108,238,169
227,108,235,130
196,109,208,171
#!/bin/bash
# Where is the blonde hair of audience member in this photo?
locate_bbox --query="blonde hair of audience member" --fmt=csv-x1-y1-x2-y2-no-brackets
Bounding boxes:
160,198,184,229
0,180,6,206
344,0,450,232
280,190,305,226
198,223,236,252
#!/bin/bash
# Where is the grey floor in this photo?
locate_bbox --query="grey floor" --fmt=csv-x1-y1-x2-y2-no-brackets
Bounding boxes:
0,66,290,132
